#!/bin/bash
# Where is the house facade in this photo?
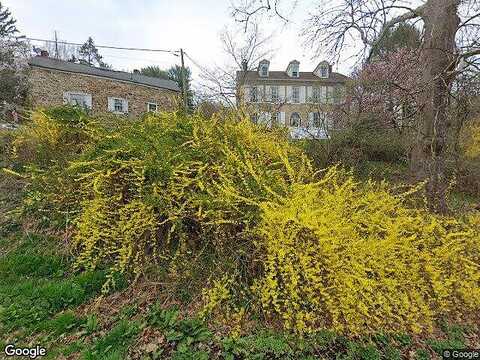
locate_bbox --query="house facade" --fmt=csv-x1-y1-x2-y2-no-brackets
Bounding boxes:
237,59,349,138
28,55,180,117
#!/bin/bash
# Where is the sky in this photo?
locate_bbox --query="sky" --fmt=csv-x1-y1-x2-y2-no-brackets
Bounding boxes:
4,0,355,82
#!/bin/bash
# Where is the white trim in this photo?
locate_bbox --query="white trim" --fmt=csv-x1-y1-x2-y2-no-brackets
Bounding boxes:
108,97,128,114
63,91,92,109
147,102,158,112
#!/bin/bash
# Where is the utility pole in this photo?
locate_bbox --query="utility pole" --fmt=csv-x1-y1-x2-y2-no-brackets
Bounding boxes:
54,31,59,59
180,48,188,112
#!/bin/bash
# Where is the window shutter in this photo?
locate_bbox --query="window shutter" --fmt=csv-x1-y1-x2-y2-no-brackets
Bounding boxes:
328,86,334,104
321,86,327,103
279,86,285,102
280,112,285,125
63,92,70,104
242,86,249,102
85,94,93,109
286,86,292,103
107,97,115,112
299,86,306,103
123,99,129,113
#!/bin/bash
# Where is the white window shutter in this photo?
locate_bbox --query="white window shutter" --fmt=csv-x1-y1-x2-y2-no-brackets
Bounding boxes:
328,86,334,104
279,86,285,102
321,86,327,103
280,112,285,125
242,86,249,102
306,86,311,102
123,99,129,113
107,97,115,112
300,86,306,103
286,86,292,103
85,94,93,109
265,112,272,126
63,92,70,104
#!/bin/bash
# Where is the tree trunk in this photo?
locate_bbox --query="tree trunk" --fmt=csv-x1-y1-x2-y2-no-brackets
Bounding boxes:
411,0,460,213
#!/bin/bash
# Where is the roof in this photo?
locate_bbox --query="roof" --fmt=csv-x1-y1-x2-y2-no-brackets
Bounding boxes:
236,70,350,84
28,56,180,92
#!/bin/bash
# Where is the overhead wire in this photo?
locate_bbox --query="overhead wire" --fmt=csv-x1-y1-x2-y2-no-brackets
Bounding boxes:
25,37,179,54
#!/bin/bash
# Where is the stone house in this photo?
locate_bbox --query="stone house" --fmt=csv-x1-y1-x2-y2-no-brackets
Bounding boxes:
236,59,349,138
28,55,180,117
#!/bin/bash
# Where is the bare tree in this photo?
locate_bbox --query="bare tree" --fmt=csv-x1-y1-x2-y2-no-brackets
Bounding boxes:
193,22,275,108
231,0,480,213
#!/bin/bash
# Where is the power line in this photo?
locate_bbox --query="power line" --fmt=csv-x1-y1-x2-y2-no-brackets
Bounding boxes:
26,37,179,54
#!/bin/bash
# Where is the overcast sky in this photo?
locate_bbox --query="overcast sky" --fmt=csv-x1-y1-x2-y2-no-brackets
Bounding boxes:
4,0,354,81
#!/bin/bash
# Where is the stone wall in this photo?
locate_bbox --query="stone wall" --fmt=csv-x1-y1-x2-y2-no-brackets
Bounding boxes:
29,67,179,117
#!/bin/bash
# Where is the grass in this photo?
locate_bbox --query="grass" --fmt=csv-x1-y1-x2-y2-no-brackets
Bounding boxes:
0,229,478,359
0,130,478,358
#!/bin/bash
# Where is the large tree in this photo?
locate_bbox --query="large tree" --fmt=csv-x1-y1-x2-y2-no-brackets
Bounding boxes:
0,1,28,122
232,0,480,213
140,65,194,110
195,22,275,107
78,37,109,68
0,1,18,38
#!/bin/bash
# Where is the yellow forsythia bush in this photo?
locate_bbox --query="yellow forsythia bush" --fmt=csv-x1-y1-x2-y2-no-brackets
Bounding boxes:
254,168,480,335
63,111,312,284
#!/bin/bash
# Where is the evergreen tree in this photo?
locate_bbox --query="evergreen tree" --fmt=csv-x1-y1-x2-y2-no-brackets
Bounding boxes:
371,23,421,59
78,37,110,68
139,65,169,79
0,1,18,38
140,65,194,109
0,2,28,121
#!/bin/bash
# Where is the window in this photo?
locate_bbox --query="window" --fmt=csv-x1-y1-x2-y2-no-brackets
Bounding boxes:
311,112,333,129
291,64,299,77
64,92,92,109
147,102,158,112
320,65,329,78
108,97,128,114
249,87,258,102
270,86,279,102
312,87,320,102
114,99,124,112
273,112,281,124
290,112,301,127
260,64,268,77
292,87,300,103
312,112,323,127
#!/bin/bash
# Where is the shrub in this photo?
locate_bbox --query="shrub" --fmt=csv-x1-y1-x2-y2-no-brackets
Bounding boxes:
10,106,97,167
12,110,312,286
302,122,409,172
253,167,480,335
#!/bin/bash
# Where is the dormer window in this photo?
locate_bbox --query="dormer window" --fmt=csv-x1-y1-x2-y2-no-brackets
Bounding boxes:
320,65,329,78
260,64,268,77
286,60,300,78
314,61,330,78
292,65,299,77
258,60,270,77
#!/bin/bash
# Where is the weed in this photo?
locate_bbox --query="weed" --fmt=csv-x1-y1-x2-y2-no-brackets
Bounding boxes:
83,320,141,359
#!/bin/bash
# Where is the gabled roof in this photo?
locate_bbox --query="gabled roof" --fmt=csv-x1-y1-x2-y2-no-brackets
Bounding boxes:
28,56,180,92
236,70,350,83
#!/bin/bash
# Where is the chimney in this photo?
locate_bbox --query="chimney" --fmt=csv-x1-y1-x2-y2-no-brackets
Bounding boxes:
241,59,248,72
40,50,49,57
